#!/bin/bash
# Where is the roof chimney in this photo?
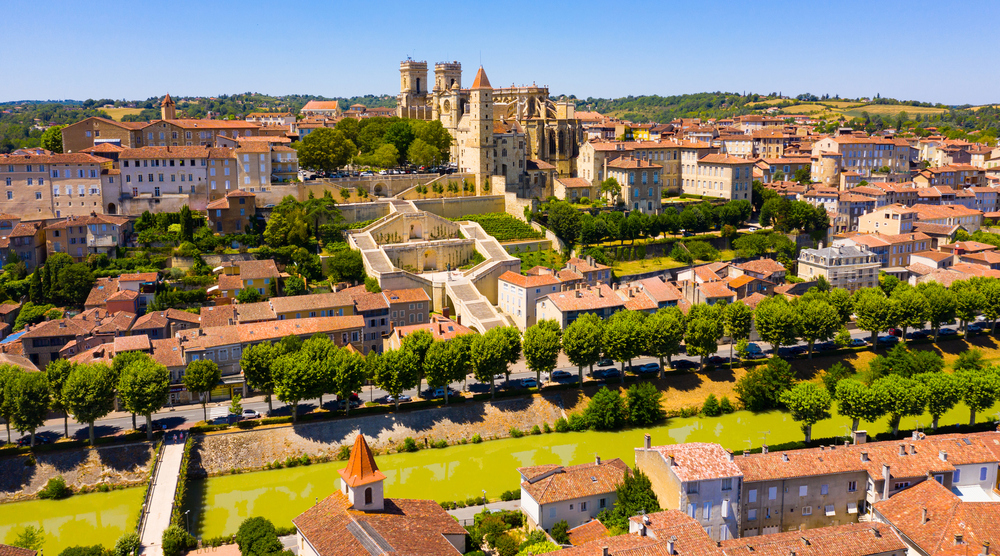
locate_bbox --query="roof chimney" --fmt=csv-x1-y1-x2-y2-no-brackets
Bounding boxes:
957,534,964,545
762,445,769,454
667,454,675,466
899,444,907,456
644,434,651,450
853,430,867,445
882,464,892,499
602,547,609,556
982,542,990,556
861,452,869,462
782,454,789,462
596,455,601,466
668,536,677,555
940,450,948,461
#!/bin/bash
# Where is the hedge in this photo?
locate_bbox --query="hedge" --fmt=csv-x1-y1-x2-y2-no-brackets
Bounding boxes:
170,436,195,528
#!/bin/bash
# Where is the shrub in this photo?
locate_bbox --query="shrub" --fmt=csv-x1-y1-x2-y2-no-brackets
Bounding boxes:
494,533,519,556
113,532,140,556
702,394,721,417
161,525,196,556
719,396,736,414
38,476,73,500
554,417,570,432
466,496,481,506
584,387,626,430
551,520,570,544
432,439,448,449
235,517,283,556
530,425,541,435
337,444,352,460
626,382,665,426
519,530,548,550
500,489,521,501
822,362,853,394
471,434,482,444
58,546,105,556
509,427,524,438
568,413,589,431
734,357,795,412
400,437,419,452
516,542,560,556
542,422,552,433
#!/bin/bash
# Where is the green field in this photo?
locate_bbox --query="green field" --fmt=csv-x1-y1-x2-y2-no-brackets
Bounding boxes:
101,107,143,121
778,102,950,119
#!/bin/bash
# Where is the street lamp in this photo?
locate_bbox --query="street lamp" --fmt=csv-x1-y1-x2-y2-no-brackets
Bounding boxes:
184,510,191,532
482,490,487,510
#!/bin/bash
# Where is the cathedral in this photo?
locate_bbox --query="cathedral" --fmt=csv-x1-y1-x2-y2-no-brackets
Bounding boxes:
396,59,582,194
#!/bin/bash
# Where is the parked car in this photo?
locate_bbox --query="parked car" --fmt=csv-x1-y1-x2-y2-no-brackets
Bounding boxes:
743,342,766,359
430,388,452,399
906,330,930,340
967,322,988,333
549,370,573,381
635,363,661,374
887,328,904,337
590,368,608,379
706,355,733,366
520,378,539,388
137,422,168,433
386,394,412,404
17,436,50,446
597,358,615,368
877,335,900,346
241,409,261,420
671,359,698,371
849,338,868,347
602,369,622,380
814,341,836,352
939,328,959,337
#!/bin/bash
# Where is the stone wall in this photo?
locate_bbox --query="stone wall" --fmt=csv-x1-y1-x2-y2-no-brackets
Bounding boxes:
0,443,155,502
191,395,567,476
412,195,506,219
170,253,257,270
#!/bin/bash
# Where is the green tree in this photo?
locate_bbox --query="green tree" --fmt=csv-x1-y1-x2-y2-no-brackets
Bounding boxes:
918,282,956,342
240,342,278,415
271,352,314,423
328,249,365,285
550,521,570,545
332,348,366,416
685,316,719,369
63,362,116,445
779,382,831,442
371,143,400,168
497,326,523,382
584,386,626,430
179,205,195,243
46,359,74,437
234,516,283,556
754,296,800,352
626,382,664,426
603,311,646,379
734,358,795,412
828,287,853,324
795,298,839,358
853,288,898,349
117,355,170,441
407,138,439,167
835,379,887,432
161,525,196,556
183,360,221,422
237,287,261,304
953,281,985,332
113,532,140,556
722,302,753,363
547,200,582,247
283,275,306,296
10,525,45,551
920,372,961,429
958,367,1000,425
598,469,661,532
599,177,621,204
955,349,985,372
891,286,928,342
471,329,506,398
821,362,852,394
41,124,65,153
976,277,1000,334
401,328,434,393
371,348,419,410
563,313,604,386
523,320,561,388
295,128,356,172
873,375,925,435
7,371,49,447
424,339,464,404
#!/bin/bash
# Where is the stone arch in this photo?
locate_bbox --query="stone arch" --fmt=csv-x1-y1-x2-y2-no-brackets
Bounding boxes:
107,202,117,215
364,487,372,505
409,221,423,240
373,183,385,196
422,249,437,272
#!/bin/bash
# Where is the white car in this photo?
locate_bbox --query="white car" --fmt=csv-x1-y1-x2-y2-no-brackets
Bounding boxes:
241,409,261,419
387,394,412,403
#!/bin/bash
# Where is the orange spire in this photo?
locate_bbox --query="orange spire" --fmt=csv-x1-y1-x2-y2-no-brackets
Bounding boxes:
161,93,175,107
338,434,386,487
471,67,492,90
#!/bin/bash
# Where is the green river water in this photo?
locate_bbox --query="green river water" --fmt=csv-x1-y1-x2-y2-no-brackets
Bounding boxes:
182,400,994,538
1,400,994,549
0,487,143,554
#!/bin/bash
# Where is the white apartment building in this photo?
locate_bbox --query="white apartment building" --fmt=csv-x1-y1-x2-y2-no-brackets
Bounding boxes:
797,244,881,292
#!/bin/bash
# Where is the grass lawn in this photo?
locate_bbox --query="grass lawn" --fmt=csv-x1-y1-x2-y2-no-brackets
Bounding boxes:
516,249,566,273
612,250,736,276
102,107,143,121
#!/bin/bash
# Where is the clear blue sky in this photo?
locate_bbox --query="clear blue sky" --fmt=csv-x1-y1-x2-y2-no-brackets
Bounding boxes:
4,0,998,105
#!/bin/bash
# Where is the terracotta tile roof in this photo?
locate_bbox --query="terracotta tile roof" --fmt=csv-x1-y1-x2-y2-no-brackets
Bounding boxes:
341,286,389,312
392,316,473,342
567,520,609,546
471,66,492,89
199,305,237,328
568,257,611,273
20,319,92,339
607,157,661,169
219,259,279,280
914,222,960,235
726,274,756,289
0,544,38,556
554,531,661,556
625,510,720,556
235,301,277,322
382,289,431,305
874,478,1000,556
119,146,227,160
114,335,151,353
0,302,20,316
913,204,983,219
720,522,905,556
234,316,363,344
960,251,1000,265
941,241,996,253
742,292,768,308
540,284,625,312
557,269,584,282
649,443,741,482
131,309,198,331
107,289,138,302
143,338,182,368
85,277,119,307
217,274,243,291
618,287,658,311
269,292,351,315
0,152,110,165
118,272,159,282
94,311,136,335
517,464,562,481
557,177,594,189
339,434,386,487
81,143,125,154
9,221,40,238
699,153,751,164
736,258,787,276
0,353,39,373
206,197,230,210
527,159,556,171
519,458,630,505
293,491,466,556
699,281,736,299
499,270,561,288
634,277,684,304
301,100,341,111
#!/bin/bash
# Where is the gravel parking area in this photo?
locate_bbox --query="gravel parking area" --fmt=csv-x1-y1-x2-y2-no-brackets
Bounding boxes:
194,394,567,475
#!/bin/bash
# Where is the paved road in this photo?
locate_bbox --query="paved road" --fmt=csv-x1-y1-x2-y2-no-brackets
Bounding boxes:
448,500,521,526
140,435,188,556
15,323,973,444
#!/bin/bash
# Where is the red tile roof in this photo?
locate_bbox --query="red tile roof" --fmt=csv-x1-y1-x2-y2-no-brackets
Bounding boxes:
720,522,905,556
0,544,38,556
567,520,609,546
499,270,561,288
519,458,630,505
649,443,741,482
338,435,386,487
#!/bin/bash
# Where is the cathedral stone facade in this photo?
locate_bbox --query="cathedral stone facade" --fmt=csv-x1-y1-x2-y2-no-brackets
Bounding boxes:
397,60,581,194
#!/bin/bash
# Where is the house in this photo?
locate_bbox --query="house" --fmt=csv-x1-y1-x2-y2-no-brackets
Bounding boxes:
206,190,256,234
797,244,881,292
269,292,354,321
44,213,130,262
129,309,200,340
607,158,663,214
209,259,281,300
342,286,391,355
8,221,45,270
536,284,625,329
635,436,742,541
19,318,95,367
383,314,473,352
383,288,431,329
292,434,466,556
118,272,160,312
0,543,38,556
733,258,787,284
499,271,563,330
911,204,984,233
844,232,932,268
519,456,631,532
566,257,612,286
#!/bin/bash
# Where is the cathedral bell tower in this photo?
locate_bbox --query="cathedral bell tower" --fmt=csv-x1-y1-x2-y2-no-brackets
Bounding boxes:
161,93,176,120
398,59,429,120
469,67,493,193
337,435,385,511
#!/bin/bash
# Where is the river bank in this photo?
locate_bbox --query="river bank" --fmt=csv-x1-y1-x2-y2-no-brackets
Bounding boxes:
0,442,155,502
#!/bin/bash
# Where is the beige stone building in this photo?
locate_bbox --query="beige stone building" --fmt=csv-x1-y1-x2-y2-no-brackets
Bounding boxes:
797,244,880,292
810,136,910,184
607,158,662,214
0,152,113,219
119,145,235,211
683,154,754,201
206,190,256,234
44,214,130,262
576,139,682,193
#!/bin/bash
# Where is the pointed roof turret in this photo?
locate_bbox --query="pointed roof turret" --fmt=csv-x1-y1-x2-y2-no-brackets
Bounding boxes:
471,67,492,90
337,434,386,487
161,93,175,107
